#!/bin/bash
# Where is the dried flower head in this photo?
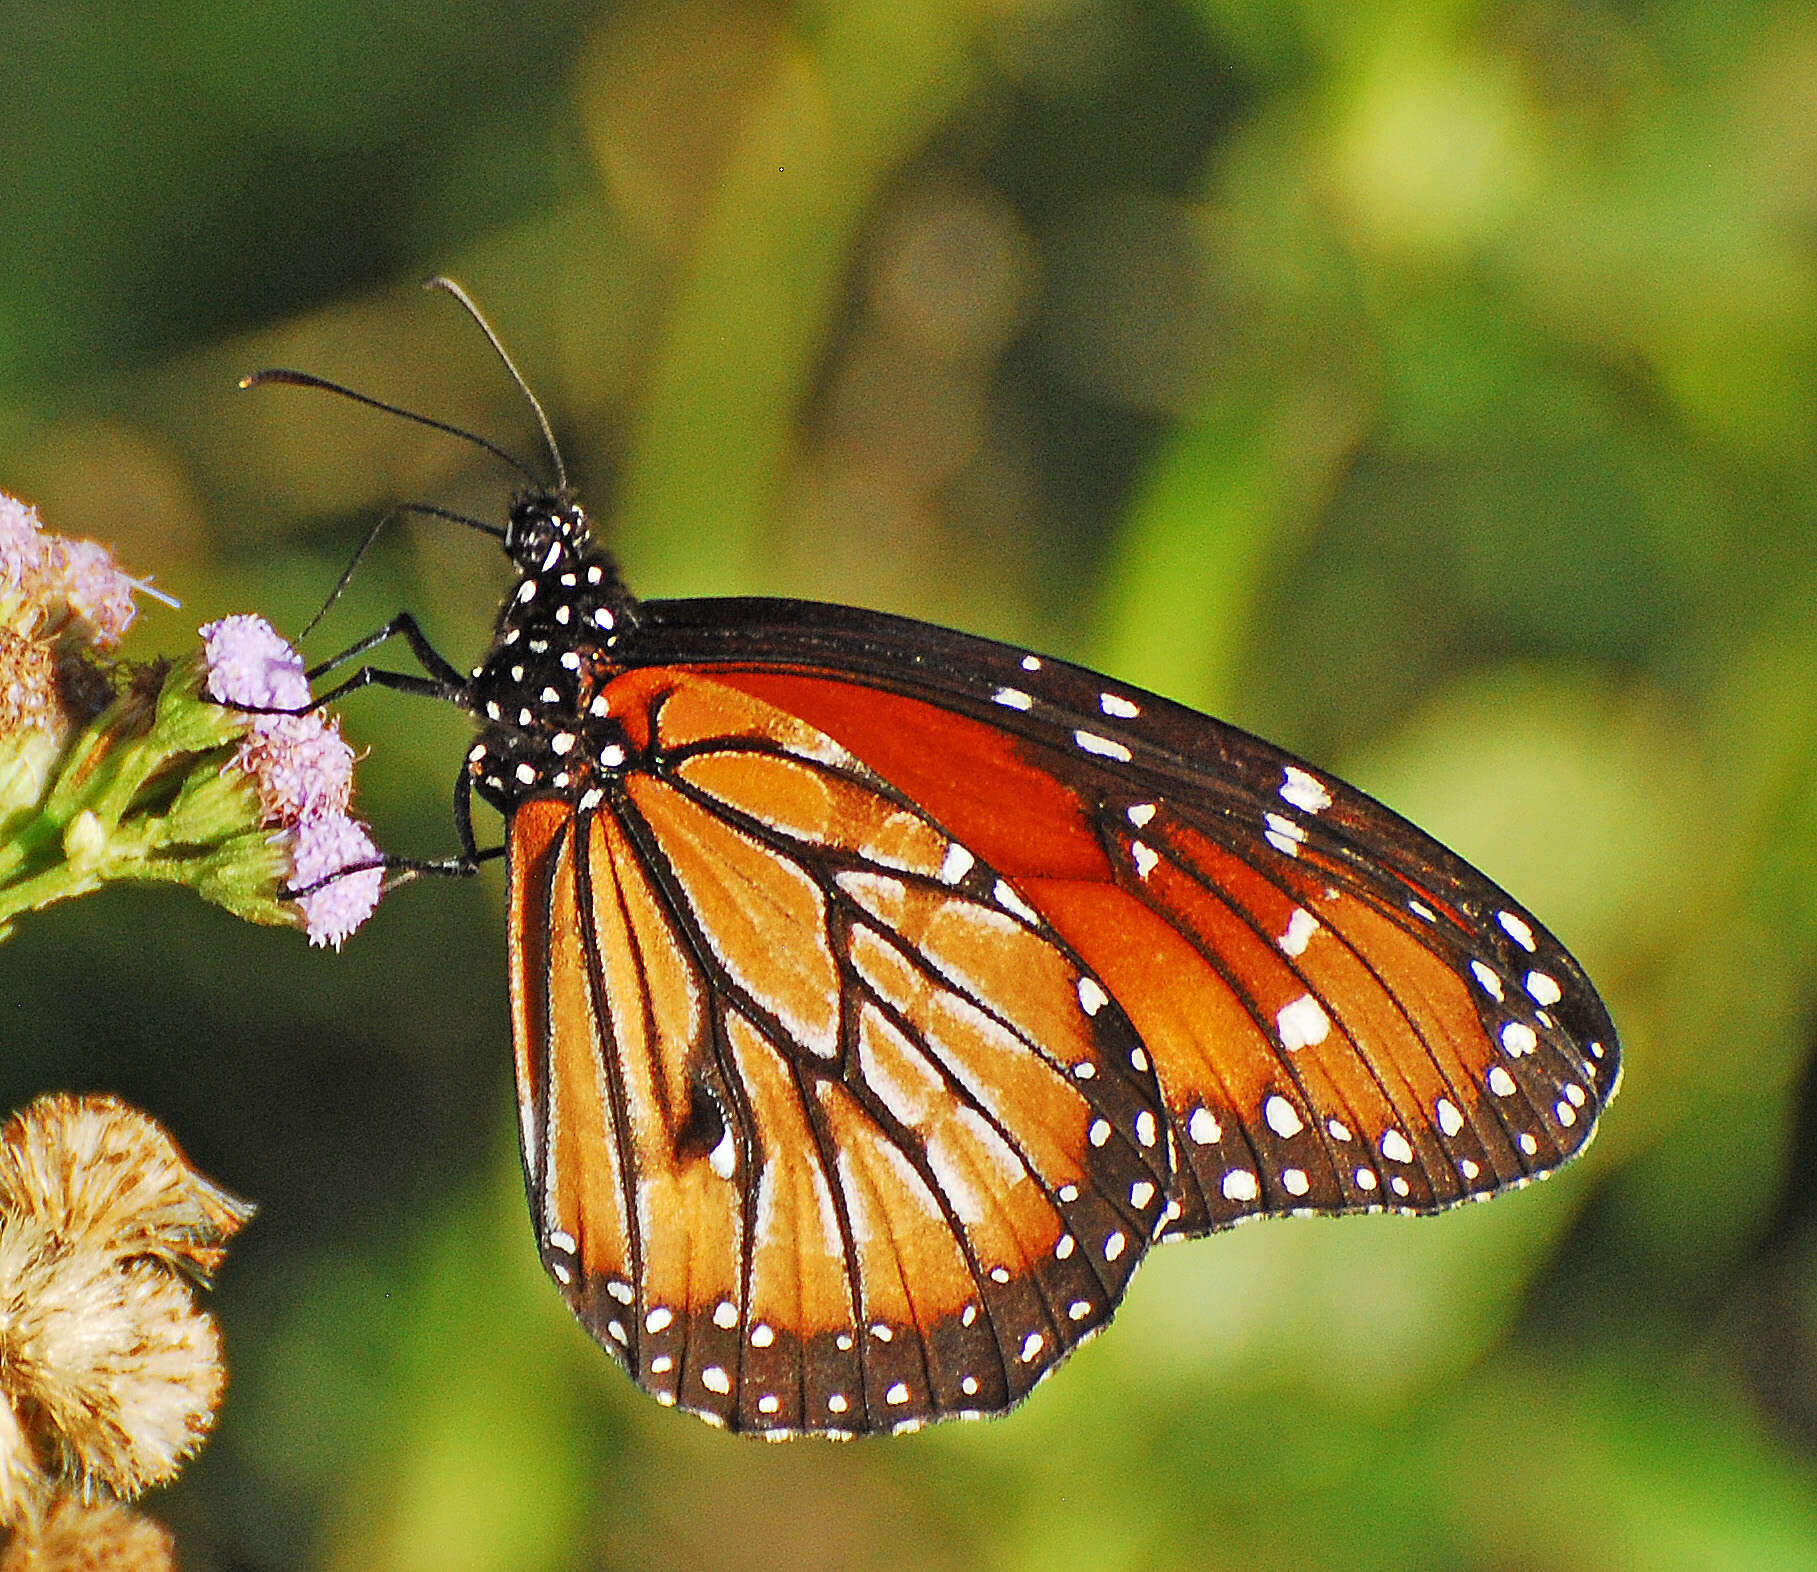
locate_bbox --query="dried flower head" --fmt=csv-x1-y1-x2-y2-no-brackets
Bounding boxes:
0,1493,175,1572
0,1096,252,1525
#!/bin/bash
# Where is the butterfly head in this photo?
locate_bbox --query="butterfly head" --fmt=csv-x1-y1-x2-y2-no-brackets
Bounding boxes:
505,489,590,576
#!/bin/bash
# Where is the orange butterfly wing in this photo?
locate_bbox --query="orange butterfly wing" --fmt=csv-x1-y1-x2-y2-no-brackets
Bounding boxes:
701,668,1616,1236
507,670,1170,1435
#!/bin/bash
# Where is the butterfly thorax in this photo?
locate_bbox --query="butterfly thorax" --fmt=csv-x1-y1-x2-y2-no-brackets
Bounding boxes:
468,491,640,814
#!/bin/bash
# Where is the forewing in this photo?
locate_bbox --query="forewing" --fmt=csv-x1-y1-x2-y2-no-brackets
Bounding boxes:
620,597,1620,1239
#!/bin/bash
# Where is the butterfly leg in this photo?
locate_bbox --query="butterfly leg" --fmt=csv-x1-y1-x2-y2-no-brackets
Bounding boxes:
281,771,501,898
297,612,472,709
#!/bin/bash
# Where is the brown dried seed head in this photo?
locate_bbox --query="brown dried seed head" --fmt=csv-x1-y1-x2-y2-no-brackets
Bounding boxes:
0,1492,175,1572
0,1097,253,1514
0,1095,254,1281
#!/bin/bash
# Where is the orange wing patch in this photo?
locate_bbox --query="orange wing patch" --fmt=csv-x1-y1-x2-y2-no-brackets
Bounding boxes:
507,669,1171,1434
672,673,1610,1242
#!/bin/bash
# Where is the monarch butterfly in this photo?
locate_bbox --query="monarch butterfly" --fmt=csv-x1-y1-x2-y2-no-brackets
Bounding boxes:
256,280,1619,1438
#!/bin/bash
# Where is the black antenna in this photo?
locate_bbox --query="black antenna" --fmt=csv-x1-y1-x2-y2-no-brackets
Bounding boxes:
239,368,544,488
299,502,506,641
424,276,568,493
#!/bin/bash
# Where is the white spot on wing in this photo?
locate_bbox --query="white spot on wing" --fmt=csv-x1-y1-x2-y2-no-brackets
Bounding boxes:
1222,1169,1259,1203
939,843,974,884
1100,692,1140,719
1077,977,1109,1016
709,1128,736,1179
1276,994,1331,1051
1075,730,1133,763
1127,802,1157,827
1188,1107,1221,1144
1264,1095,1303,1138
1280,766,1332,813
1436,1098,1464,1138
1498,910,1537,951
1279,907,1318,957
993,879,1040,925
1501,1022,1538,1057
1470,961,1505,1001
1526,970,1563,1005
992,686,1033,711
1380,1130,1414,1164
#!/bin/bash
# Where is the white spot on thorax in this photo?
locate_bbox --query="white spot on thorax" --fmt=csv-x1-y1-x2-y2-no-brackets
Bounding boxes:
518,579,538,603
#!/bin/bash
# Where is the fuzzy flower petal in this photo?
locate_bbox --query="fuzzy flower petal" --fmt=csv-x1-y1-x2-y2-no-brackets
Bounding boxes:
41,538,140,648
0,496,44,601
289,812,384,949
198,614,311,713
236,712,356,822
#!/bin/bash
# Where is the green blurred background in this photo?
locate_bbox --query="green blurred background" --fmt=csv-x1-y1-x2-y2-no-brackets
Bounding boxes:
4,0,1817,1567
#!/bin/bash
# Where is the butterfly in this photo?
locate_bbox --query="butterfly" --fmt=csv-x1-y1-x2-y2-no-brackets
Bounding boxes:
255,280,1620,1438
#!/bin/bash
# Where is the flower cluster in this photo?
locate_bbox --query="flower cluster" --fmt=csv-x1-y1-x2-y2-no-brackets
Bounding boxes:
0,1095,252,1534
0,491,386,948
0,495,148,829
199,616,383,948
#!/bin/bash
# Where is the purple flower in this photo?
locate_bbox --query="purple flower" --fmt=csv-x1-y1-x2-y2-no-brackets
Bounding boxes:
1,491,146,648
199,615,312,713
289,812,384,950
0,493,44,598
198,613,384,947
43,537,141,647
